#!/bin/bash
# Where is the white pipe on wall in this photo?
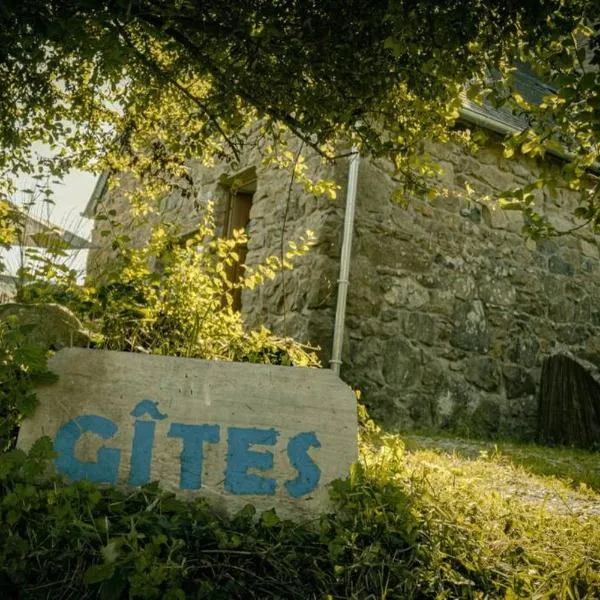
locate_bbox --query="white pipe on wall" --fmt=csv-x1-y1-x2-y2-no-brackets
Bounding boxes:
330,148,360,376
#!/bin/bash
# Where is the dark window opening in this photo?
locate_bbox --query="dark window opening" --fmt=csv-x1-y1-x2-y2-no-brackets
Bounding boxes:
223,176,256,311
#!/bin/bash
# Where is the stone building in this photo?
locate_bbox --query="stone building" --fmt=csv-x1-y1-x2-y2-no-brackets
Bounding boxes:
85,77,600,440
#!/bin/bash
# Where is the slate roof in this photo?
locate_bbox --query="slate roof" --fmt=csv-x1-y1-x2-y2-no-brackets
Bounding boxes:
460,67,556,134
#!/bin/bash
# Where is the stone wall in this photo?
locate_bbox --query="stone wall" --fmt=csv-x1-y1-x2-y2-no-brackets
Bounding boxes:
338,141,600,440
87,134,600,441
239,155,339,353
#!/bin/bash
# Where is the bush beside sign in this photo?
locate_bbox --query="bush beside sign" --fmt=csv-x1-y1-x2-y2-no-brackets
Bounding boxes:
17,349,358,519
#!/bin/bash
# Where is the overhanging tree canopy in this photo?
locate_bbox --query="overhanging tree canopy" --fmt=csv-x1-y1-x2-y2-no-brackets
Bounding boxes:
0,0,598,243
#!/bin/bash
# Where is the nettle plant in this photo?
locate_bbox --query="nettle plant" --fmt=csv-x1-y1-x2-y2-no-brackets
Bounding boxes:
82,202,319,366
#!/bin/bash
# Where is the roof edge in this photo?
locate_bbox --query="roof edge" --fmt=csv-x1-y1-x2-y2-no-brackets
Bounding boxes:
459,105,600,174
82,170,110,218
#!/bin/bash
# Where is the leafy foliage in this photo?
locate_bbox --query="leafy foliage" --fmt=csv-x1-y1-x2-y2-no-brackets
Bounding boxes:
1,0,597,221
16,201,319,366
0,200,17,272
0,320,57,452
92,206,318,364
475,15,600,237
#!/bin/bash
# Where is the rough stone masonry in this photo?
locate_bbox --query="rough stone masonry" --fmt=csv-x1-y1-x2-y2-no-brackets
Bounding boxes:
87,134,600,441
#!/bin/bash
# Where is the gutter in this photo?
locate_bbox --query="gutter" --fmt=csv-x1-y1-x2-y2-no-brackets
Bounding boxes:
459,105,600,174
330,149,360,376
9,203,91,249
458,105,521,137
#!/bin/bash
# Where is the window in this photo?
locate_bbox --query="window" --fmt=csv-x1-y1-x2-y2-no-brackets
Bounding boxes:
222,172,256,311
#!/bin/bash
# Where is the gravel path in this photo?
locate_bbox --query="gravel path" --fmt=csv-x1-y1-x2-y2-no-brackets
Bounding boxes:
405,435,600,519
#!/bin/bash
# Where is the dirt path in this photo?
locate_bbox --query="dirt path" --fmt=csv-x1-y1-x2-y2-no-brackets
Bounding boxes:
404,435,600,518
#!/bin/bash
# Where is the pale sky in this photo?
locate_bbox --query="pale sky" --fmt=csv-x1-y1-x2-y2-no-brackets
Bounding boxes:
25,141,97,238
44,169,97,238
1,168,97,279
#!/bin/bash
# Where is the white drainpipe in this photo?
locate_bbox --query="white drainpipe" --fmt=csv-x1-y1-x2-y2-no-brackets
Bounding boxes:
330,148,360,375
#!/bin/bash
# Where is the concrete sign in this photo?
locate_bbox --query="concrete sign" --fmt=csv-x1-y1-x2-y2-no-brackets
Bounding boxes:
17,348,357,520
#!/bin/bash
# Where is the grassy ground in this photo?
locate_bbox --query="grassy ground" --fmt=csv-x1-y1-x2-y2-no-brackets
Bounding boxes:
360,427,600,597
403,433,600,493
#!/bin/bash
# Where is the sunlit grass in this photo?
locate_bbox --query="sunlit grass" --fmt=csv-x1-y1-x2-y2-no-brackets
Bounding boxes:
360,423,600,598
403,432,600,492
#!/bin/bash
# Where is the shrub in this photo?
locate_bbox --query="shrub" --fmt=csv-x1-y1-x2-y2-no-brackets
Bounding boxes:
0,321,57,453
17,203,319,367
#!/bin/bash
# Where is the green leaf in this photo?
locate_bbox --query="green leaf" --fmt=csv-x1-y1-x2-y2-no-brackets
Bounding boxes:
101,541,121,564
16,391,38,418
83,563,115,585
260,508,280,528
28,436,56,460
0,449,27,479
100,573,127,600
521,139,538,154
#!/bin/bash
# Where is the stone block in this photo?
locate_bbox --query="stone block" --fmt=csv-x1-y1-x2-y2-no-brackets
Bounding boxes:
305,257,338,310
481,205,508,230
502,364,536,399
510,162,535,179
459,205,482,223
0,303,91,349
307,309,336,364
429,288,458,316
543,275,564,296
470,398,502,437
504,335,540,368
583,258,599,273
420,360,445,393
555,324,588,345
503,209,525,232
364,388,412,430
585,334,600,363
356,162,394,213
431,375,475,429
479,279,516,307
573,297,592,323
407,394,436,428
476,165,514,191
452,275,477,301
383,277,429,309
382,336,421,389
348,337,385,384
547,299,573,323
580,239,599,259
18,349,357,521
450,300,491,352
347,282,380,318
464,356,500,391
548,254,575,276
402,312,437,346
536,239,559,255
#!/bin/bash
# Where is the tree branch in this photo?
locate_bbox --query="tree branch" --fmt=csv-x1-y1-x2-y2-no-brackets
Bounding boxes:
113,20,242,162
